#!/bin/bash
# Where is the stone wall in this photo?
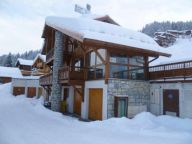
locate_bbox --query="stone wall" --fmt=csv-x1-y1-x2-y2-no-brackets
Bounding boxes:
51,31,64,111
107,79,150,118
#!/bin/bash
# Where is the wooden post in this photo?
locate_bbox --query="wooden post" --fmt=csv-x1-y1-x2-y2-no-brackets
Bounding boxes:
144,56,149,80
105,48,110,84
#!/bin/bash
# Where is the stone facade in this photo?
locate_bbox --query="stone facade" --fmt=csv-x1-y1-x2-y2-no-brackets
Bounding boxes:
51,31,64,111
107,79,150,118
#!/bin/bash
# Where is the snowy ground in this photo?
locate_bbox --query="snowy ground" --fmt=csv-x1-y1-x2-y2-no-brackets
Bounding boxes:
0,83,192,144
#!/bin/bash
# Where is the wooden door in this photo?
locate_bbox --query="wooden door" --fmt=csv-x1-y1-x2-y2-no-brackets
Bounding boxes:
27,87,36,98
88,88,103,120
163,89,179,117
73,88,82,115
13,87,25,96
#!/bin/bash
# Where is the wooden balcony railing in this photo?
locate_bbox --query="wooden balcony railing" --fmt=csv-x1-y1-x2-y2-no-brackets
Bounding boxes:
46,48,54,63
39,73,53,86
149,60,192,80
58,66,85,83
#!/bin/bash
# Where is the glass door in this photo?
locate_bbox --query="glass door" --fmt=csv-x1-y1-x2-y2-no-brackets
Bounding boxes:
115,97,128,117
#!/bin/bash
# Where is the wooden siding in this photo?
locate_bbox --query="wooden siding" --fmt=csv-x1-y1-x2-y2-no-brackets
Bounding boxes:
0,77,11,84
46,48,54,64
39,73,53,86
58,66,85,84
149,60,192,81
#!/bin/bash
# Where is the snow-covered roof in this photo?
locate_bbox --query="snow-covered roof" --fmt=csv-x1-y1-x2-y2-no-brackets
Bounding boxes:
0,66,23,78
16,58,33,66
45,16,169,56
13,76,40,80
32,54,46,65
150,38,192,66
81,14,106,20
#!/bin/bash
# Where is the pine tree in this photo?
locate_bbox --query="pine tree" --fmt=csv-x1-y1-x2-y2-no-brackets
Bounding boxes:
4,53,13,67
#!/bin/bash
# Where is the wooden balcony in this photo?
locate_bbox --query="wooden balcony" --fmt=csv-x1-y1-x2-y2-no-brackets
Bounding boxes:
39,73,53,86
58,66,85,84
46,48,54,63
149,60,192,81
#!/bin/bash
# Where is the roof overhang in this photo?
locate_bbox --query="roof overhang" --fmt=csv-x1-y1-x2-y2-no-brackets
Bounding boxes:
83,38,171,57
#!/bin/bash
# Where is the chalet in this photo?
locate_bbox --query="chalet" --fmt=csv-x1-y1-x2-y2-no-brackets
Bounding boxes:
39,15,171,120
12,54,49,97
0,66,22,84
15,58,33,76
31,54,50,76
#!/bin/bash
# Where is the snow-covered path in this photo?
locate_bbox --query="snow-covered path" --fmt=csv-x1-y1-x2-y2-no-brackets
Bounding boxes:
0,83,192,144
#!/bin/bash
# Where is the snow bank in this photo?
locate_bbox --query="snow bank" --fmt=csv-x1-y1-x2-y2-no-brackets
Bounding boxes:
0,83,191,144
0,66,23,78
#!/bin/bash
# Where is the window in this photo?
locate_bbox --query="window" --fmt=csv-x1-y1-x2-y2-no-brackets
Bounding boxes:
110,65,128,79
109,53,145,80
110,53,128,64
74,58,84,71
87,49,106,80
96,49,106,65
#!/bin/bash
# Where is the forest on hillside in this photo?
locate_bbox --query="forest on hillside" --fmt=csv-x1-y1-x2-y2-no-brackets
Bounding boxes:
141,21,192,37
0,50,41,67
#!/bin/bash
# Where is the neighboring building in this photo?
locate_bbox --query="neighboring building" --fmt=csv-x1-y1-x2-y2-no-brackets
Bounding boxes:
154,30,192,47
154,32,176,47
16,54,50,77
149,38,192,119
15,58,33,76
12,54,49,97
0,66,22,84
12,76,42,98
31,54,50,76
39,16,170,120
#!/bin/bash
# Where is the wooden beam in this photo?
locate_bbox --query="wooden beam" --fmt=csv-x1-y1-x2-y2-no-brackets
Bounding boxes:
144,56,149,80
93,48,106,64
148,56,159,64
70,83,84,102
84,38,171,57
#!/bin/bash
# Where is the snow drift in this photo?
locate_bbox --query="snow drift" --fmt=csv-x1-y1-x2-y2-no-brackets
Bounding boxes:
0,83,191,144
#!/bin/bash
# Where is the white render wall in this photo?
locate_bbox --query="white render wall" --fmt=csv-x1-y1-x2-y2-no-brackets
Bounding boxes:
11,78,41,96
82,80,108,120
150,83,192,118
61,86,74,113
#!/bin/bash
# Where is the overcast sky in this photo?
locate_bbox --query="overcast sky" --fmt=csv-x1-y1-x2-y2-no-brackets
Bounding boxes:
0,0,192,55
